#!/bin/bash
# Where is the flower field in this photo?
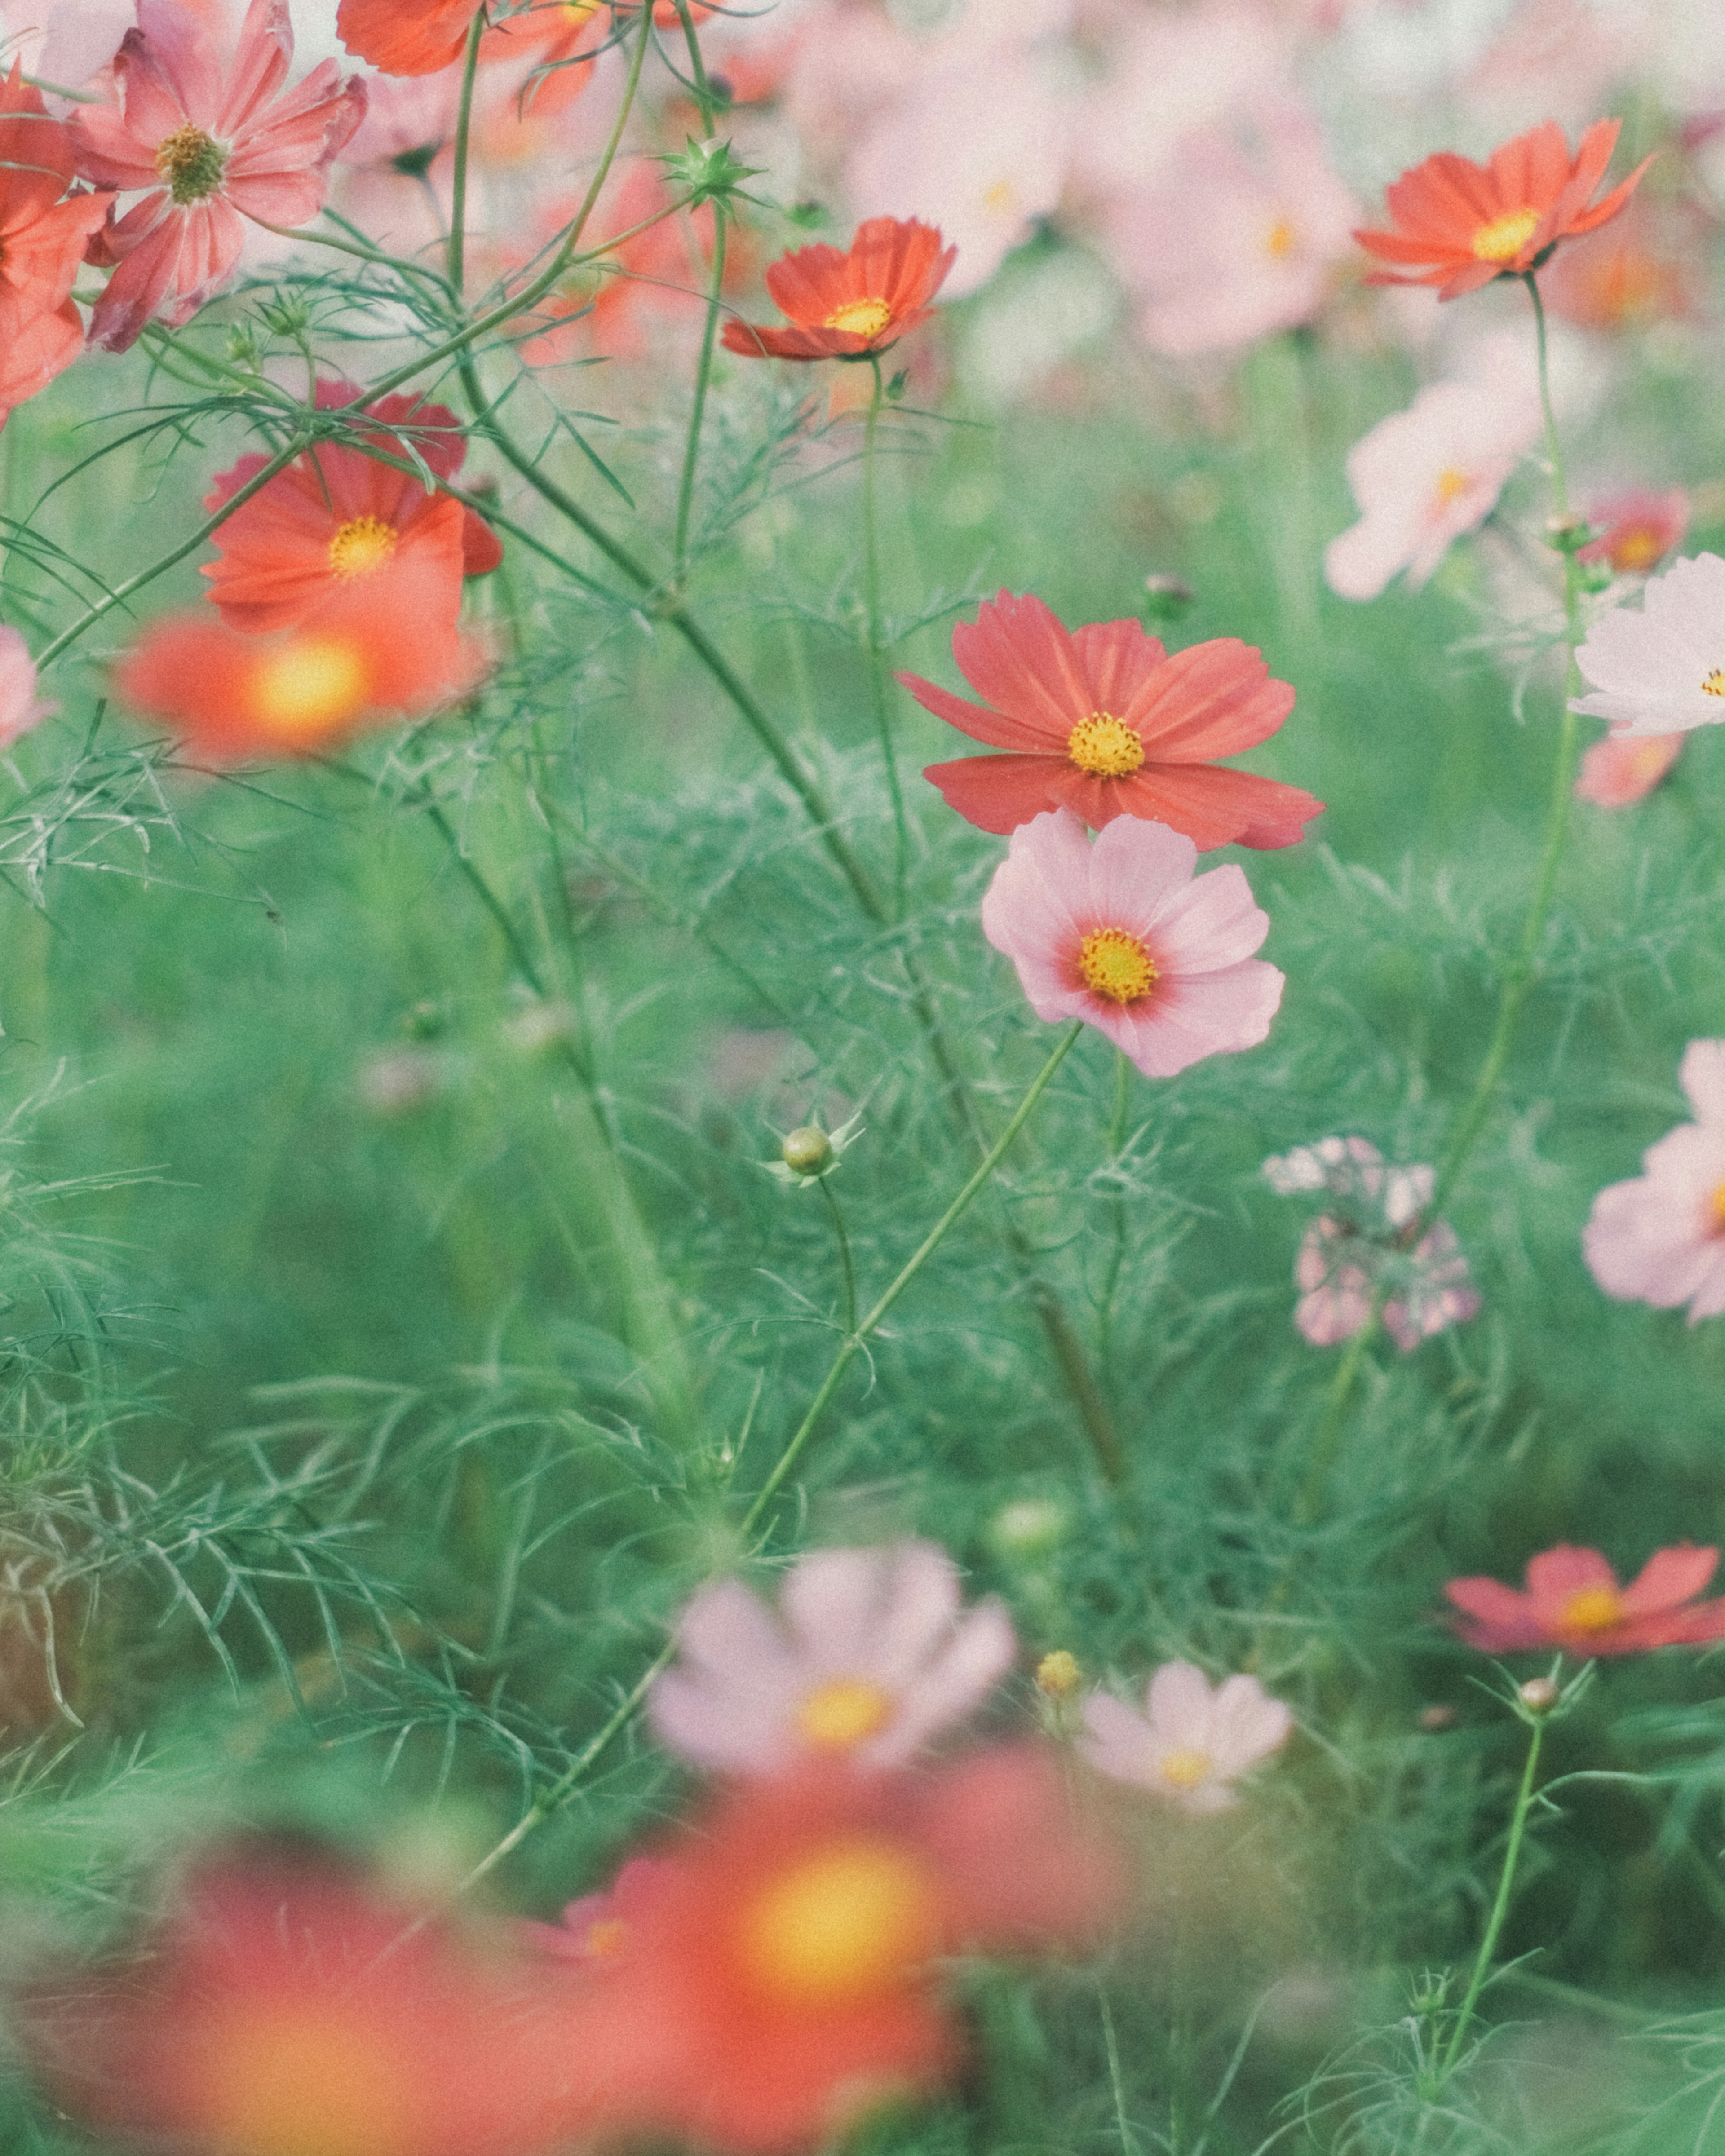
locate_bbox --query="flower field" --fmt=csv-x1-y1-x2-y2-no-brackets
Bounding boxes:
3,1,1725,2152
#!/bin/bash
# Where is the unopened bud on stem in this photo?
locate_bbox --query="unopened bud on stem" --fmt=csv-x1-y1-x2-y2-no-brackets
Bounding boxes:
1517,1676,1561,1716
780,1126,833,1177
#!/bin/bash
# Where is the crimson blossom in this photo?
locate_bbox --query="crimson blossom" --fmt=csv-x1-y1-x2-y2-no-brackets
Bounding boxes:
1446,1543,1725,1656
722,217,956,361
0,66,114,428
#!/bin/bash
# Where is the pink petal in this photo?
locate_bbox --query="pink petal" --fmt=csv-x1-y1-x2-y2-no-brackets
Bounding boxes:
1619,1542,1718,1616
1524,1544,1619,1617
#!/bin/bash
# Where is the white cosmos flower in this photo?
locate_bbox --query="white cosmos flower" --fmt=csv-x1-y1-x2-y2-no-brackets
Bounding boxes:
1570,552,1725,739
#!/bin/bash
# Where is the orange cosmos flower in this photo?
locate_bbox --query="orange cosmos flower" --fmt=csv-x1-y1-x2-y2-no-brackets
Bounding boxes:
0,66,113,427
343,0,713,78
115,569,486,761
722,216,955,361
1354,118,1652,300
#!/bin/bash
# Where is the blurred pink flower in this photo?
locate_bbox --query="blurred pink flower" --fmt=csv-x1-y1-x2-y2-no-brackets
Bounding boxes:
1574,731,1683,807
1101,97,1358,355
520,1857,675,1963
981,808,1283,1079
647,1542,1016,1776
1571,553,1725,739
1583,1039,1725,1322
1578,486,1688,576
1446,1542,1725,1654
0,626,55,748
1079,1661,1292,1813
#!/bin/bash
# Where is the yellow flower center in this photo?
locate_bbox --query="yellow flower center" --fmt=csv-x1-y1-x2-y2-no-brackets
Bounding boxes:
327,515,400,581
738,1837,939,2004
194,2008,407,2156
1712,1180,1725,1233
1703,671,1725,697
796,1676,895,1750
250,638,370,742
1159,1747,1213,1791
1264,217,1297,260
983,177,1017,215
824,296,893,339
1434,467,1472,507
1471,206,1540,263
155,121,228,205
1067,712,1145,778
1613,526,1663,572
1558,1586,1623,1634
1078,928,1158,1007
584,1915,628,1957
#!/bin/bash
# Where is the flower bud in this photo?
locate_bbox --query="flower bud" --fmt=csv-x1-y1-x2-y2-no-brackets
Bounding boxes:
1035,1650,1081,1700
1517,1676,1560,1716
986,1497,1070,1560
779,1126,833,1178
1544,512,1590,554
1417,1703,1456,1732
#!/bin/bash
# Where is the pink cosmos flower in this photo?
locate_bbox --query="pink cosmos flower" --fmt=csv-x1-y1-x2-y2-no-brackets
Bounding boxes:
1574,731,1683,808
519,1858,675,1964
1446,1542,1725,1655
646,1541,1017,1776
1570,553,1725,740
1578,486,1688,577
70,0,367,352
1583,1039,1725,1322
982,809,1283,1079
1079,1661,1292,1813
0,626,56,749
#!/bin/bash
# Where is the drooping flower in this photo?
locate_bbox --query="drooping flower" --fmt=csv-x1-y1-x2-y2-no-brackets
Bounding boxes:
70,0,367,352
1570,552,1725,739
647,1541,1016,1777
1583,1038,1725,1321
114,568,487,761
904,592,1322,850
0,626,55,750
1354,117,1652,300
1578,485,1688,577
0,65,114,427
1573,731,1683,807
981,808,1283,1080
721,216,955,362
1446,1542,1725,1655
200,383,500,634
1079,1661,1292,1814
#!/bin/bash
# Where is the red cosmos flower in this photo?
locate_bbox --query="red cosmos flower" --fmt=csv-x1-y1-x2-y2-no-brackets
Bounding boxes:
0,67,113,429
342,0,714,79
115,566,487,761
201,382,501,635
69,0,366,353
722,217,955,362
902,592,1323,850
1354,118,1653,300
1446,1543,1725,1656
570,1750,1124,2156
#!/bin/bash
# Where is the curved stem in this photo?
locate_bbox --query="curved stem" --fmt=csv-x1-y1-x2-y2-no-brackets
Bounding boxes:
446,10,485,298
672,203,726,582
1434,1713,1547,2084
1294,1306,1380,1525
818,1174,858,1338
862,355,909,915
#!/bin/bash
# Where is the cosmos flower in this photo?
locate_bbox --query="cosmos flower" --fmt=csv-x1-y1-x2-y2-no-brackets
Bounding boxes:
200,383,500,634
1578,485,1688,577
480,0,605,114
339,0,487,76
70,0,366,352
520,1858,677,1964
982,809,1283,1080
0,626,55,751
647,1542,1016,1777
1446,1543,1725,1655
1354,117,1652,300
721,216,955,361
1570,553,1725,739
1079,1661,1292,1814
1573,731,1683,807
0,66,113,428
1583,1038,1725,1321
904,592,1321,849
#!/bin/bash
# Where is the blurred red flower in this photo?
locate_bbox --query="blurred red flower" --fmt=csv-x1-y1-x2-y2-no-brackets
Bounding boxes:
1576,485,1688,577
201,382,500,634
904,591,1322,849
1446,1543,1725,1655
0,66,113,428
343,0,713,77
722,216,955,362
1355,118,1651,300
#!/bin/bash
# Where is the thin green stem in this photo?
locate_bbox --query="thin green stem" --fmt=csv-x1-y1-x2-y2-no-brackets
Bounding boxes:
670,0,718,133
1434,1714,1547,2084
1294,1306,1380,1525
862,355,910,915
1526,273,1570,518
818,1174,858,1337
446,10,485,298
672,203,726,581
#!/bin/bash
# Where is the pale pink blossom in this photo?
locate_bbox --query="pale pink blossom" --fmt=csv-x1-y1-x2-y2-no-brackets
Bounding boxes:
1583,1040,1725,1323
0,627,54,749
1079,1661,1292,1814
1570,553,1725,740
70,0,366,351
981,809,1283,1080
1101,97,1358,356
647,1541,1017,1776
1574,731,1683,807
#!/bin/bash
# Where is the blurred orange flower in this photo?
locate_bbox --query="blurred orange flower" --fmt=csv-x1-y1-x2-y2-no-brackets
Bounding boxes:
0,65,113,426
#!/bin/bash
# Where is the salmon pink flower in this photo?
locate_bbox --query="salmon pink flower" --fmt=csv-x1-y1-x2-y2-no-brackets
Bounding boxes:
1574,731,1683,807
1570,553,1725,740
201,382,499,634
648,1541,1016,1777
904,592,1322,849
339,0,486,77
0,626,54,749
1080,1662,1291,1814
981,809,1283,1081
721,216,955,361
1578,486,1688,577
480,0,606,113
1446,1543,1725,1655
70,0,366,353
1583,1039,1725,1321
521,1857,676,1963
1354,118,1652,300
0,66,113,427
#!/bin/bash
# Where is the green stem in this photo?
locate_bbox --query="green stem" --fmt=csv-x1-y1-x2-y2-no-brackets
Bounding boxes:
672,203,726,582
446,10,485,298
1434,1715,1547,2084
818,1173,858,1337
1294,1306,1379,1524
862,355,910,915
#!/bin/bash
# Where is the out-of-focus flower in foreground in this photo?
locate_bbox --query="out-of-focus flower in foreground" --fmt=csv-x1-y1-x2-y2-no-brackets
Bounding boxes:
0,626,55,750
521,1856,677,1963
114,569,487,761
1583,1038,1725,1321
1574,731,1683,807
1570,552,1725,739
904,591,1322,849
721,216,955,362
339,0,486,76
982,808,1283,1080
1446,1542,1725,1654
0,66,114,427
1578,485,1688,577
70,0,366,352
648,1541,1016,1776
1080,1661,1292,1813
1354,117,1652,300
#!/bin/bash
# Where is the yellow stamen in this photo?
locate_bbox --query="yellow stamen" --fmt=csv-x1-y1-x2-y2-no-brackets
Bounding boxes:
1264,217,1297,260
796,1676,894,1750
738,1837,938,2003
198,2009,405,2156
154,121,227,206
1078,928,1157,1007
1067,711,1145,778
983,177,1017,215
1558,1586,1623,1634
1471,206,1540,263
327,515,399,582
250,638,369,741
1159,1747,1213,1791
1712,1181,1725,1233
1612,527,1662,572
584,1916,628,1957
824,296,893,339
1434,467,1472,507
1703,671,1725,697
